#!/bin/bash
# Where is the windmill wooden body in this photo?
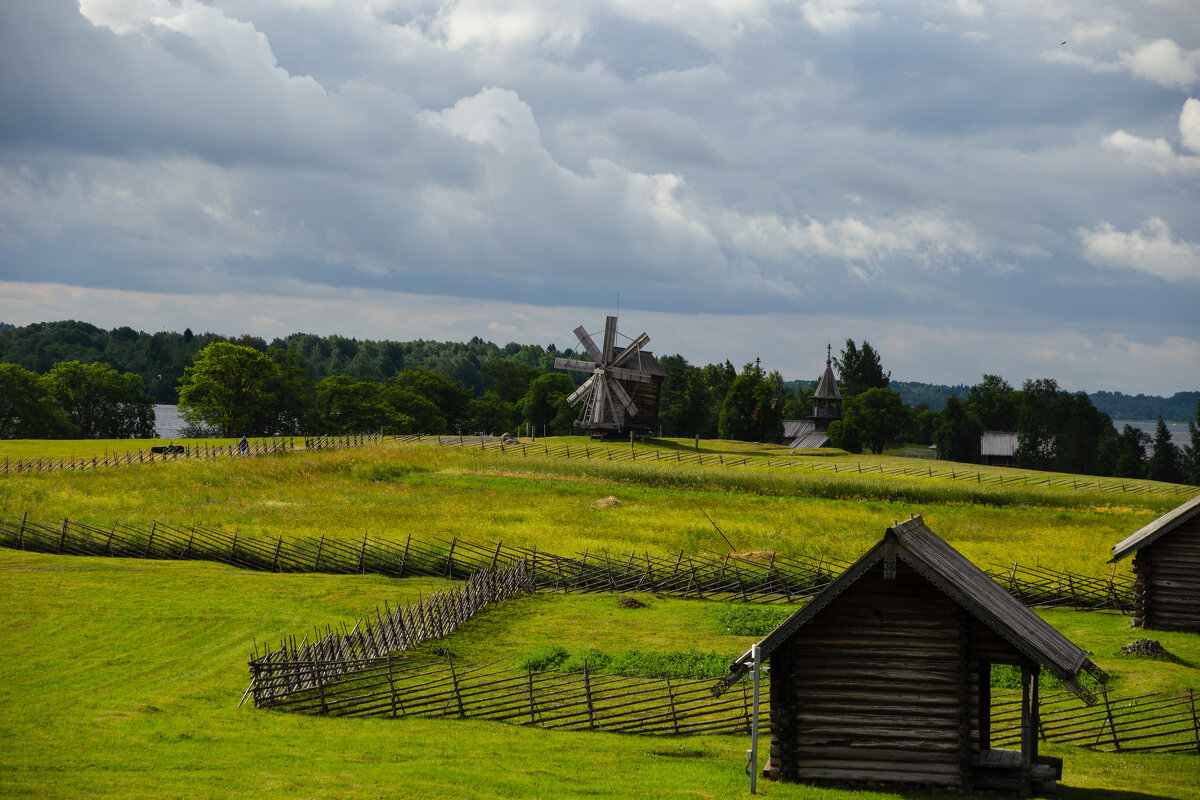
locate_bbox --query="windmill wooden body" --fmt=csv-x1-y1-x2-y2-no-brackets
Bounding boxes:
553,315,665,437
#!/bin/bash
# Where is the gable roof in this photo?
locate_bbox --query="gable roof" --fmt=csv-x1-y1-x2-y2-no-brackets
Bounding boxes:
719,517,1102,703
1111,492,1200,563
782,419,830,449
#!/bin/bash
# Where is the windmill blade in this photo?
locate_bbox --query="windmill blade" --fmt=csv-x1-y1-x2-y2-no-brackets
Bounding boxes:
601,316,618,364
573,326,604,363
555,357,598,374
590,374,609,424
566,376,595,407
610,332,650,368
605,374,640,417
606,364,652,382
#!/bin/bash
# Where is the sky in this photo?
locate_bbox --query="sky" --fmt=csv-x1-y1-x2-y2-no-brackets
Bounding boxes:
1,0,1198,395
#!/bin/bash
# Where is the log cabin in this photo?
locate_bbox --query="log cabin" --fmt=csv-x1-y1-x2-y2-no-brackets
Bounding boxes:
717,516,1105,796
1111,492,1200,633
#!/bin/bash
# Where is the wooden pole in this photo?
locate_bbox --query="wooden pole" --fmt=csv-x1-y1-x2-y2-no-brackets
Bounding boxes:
750,643,760,794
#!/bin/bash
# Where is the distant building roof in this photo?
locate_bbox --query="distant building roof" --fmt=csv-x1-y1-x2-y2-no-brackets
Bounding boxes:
782,419,829,449
1111,492,1200,563
980,430,1018,457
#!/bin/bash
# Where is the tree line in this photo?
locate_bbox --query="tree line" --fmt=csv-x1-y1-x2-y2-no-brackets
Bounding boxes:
1,322,1197,486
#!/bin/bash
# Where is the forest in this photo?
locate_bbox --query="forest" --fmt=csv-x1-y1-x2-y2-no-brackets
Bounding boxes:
0,320,1197,485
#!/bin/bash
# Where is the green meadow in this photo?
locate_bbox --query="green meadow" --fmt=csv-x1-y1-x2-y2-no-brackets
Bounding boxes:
1,438,1198,798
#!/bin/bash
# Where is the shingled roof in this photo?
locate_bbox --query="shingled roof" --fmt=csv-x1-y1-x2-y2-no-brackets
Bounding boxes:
812,358,841,401
722,516,1103,702
1111,492,1200,563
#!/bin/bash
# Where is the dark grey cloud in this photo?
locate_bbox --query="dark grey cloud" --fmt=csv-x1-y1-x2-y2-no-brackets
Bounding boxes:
0,0,1197,392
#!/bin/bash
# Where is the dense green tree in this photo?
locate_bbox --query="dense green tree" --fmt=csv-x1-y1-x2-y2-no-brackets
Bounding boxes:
480,360,541,404
658,354,716,437
1054,393,1113,476
934,396,981,463
1145,418,1184,483
700,361,737,437
1108,424,1150,479
836,340,890,397
0,363,71,438
519,372,576,435
469,391,521,435
43,361,154,438
1015,378,1066,469
965,374,1020,431
389,368,471,430
844,387,911,455
912,407,940,446
825,419,862,454
381,388,444,433
314,376,392,434
178,343,283,437
718,362,785,443
1185,402,1200,486
266,347,317,434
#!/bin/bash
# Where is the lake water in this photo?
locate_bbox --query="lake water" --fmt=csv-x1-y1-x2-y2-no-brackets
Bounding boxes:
1117,420,1189,445
154,404,187,438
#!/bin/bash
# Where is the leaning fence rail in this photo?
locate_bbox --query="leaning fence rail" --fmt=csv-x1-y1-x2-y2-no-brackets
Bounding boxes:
0,514,1133,611
991,687,1200,755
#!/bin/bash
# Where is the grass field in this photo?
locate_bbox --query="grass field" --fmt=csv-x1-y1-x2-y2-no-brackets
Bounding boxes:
1,438,1198,798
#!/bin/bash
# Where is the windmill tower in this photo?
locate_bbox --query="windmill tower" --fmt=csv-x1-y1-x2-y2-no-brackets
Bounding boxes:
553,315,666,437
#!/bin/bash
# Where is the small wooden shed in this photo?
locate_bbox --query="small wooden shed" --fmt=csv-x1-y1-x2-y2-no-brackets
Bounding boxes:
720,517,1103,796
1111,492,1200,632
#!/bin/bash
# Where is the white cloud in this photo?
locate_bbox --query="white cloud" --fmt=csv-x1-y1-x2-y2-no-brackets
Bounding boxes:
1118,38,1200,89
800,0,879,35
1102,98,1200,174
1078,217,1200,282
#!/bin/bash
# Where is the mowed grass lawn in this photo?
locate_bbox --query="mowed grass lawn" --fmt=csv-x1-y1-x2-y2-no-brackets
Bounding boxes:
2,547,1199,800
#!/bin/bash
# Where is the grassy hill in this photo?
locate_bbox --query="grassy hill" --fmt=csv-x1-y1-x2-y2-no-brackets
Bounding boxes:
1,437,1198,798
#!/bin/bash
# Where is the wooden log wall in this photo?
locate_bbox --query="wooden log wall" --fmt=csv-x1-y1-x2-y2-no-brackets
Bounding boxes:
768,561,974,790
1133,518,1200,632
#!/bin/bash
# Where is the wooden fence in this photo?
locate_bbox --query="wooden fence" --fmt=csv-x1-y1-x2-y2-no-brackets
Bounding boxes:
992,688,1200,755
250,561,533,702
248,645,1200,753
250,653,761,736
413,434,1197,497
0,434,382,474
0,514,1132,611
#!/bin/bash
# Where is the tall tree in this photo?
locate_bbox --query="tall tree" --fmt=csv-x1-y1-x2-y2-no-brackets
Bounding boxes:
965,374,1020,431
178,343,283,437
1185,401,1200,486
1015,378,1066,469
658,354,713,438
934,396,981,463
844,387,911,455
0,363,71,438
43,361,154,438
1145,418,1184,483
718,361,785,443
1108,424,1151,479
519,372,576,435
836,339,890,397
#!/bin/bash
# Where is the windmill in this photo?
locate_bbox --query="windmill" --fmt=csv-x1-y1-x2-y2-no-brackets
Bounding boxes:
553,315,665,436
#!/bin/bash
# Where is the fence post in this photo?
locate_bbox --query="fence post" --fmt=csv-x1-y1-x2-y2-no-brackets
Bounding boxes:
583,660,596,730
314,536,325,570
1189,689,1200,753
667,676,680,734
144,521,156,557
58,518,68,554
272,537,283,572
358,533,369,573
448,656,466,718
16,511,26,549
527,666,538,725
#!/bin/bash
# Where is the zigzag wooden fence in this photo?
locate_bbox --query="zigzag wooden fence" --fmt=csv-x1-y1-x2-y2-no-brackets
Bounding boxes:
0,514,1132,611
249,654,761,735
992,688,1200,755
249,561,533,702
0,434,383,474
415,434,1197,497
